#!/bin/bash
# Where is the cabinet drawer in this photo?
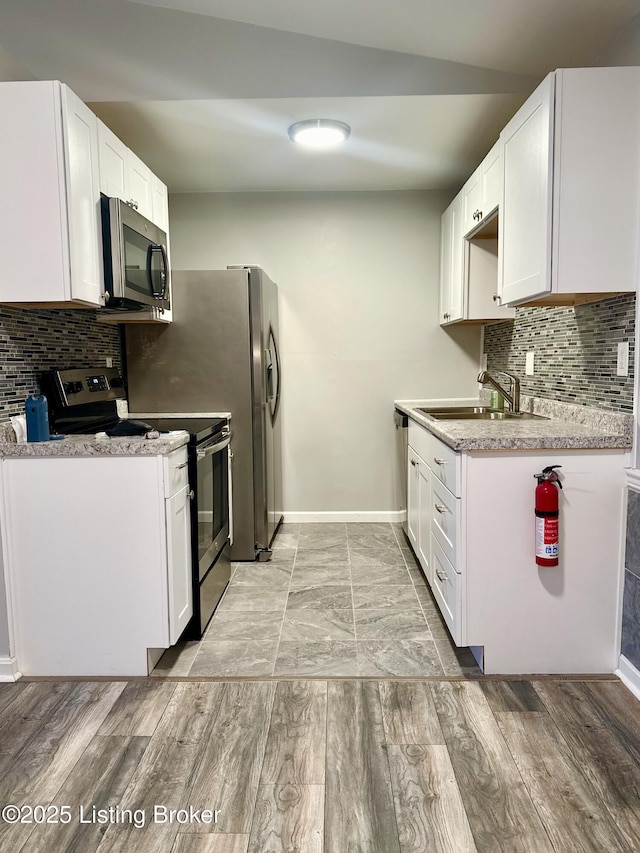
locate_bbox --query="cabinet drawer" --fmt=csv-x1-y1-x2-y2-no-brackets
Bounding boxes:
430,475,460,570
163,447,189,497
431,536,462,645
408,421,461,496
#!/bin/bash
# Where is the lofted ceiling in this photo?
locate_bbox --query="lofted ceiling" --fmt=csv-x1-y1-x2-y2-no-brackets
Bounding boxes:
0,0,639,192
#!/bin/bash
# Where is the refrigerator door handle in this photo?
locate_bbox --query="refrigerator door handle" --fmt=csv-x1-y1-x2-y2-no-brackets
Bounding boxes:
265,348,274,401
268,326,281,421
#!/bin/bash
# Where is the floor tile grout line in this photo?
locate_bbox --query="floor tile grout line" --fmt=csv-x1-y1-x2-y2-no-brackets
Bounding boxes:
272,529,301,676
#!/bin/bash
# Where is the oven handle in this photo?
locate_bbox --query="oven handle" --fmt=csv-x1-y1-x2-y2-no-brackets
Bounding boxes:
196,434,231,460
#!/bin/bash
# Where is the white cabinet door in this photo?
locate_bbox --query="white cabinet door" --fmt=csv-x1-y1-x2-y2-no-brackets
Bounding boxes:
152,174,169,233
461,167,481,236
499,73,555,305
61,85,104,307
128,152,154,221
480,141,501,219
439,194,464,325
166,484,193,645
407,446,420,552
97,119,129,200
417,461,431,583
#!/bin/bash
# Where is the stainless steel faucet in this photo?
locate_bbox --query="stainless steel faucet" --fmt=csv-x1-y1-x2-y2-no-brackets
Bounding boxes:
477,369,521,413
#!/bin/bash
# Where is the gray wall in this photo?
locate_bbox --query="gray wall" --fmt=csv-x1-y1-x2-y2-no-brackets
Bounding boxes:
168,190,483,514
483,294,635,412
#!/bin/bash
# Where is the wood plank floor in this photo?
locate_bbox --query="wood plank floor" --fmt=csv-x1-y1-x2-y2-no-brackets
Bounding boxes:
0,677,637,852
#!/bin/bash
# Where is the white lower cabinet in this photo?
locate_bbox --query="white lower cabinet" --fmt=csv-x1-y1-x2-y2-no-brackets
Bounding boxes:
0,446,192,676
407,420,626,673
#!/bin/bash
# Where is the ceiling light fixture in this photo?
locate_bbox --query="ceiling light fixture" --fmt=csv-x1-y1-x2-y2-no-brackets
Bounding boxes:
287,119,351,148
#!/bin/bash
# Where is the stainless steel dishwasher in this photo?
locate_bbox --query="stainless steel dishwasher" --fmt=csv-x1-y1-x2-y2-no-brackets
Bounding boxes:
394,409,408,536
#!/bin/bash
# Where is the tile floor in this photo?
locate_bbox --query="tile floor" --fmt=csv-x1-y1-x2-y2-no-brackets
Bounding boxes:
152,522,482,678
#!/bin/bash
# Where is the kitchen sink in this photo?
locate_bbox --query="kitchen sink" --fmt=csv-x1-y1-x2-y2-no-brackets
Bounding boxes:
417,406,547,421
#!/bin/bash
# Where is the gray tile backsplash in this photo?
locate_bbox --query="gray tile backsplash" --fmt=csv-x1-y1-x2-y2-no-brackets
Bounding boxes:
623,490,640,671
483,294,635,412
0,306,121,419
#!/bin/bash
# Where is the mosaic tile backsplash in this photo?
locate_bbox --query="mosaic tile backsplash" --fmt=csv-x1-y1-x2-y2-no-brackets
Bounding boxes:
0,306,121,419
483,293,635,412
623,488,640,670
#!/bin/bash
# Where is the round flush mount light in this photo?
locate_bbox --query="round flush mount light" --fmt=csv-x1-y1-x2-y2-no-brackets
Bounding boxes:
287,118,351,148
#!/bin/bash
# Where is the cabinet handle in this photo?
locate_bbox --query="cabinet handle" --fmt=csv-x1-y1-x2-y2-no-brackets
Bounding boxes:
433,457,446,465
188,490,195,500
443,312,450,321
176,461,189,470
436,568,447,581
492,293,501,304
435,504,449,514
410,459,418,467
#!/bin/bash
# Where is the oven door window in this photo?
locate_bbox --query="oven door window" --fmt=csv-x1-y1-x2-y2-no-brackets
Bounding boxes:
196,436,229,580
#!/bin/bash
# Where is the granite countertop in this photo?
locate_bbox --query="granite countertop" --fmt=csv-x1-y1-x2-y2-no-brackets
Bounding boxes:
395,396,634,452
0,425,190,458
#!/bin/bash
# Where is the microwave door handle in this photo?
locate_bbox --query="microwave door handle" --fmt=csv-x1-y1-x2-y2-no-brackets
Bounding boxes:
147,244,168,298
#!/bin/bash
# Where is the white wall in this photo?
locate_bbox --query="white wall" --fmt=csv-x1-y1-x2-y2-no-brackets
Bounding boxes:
169,190,482,517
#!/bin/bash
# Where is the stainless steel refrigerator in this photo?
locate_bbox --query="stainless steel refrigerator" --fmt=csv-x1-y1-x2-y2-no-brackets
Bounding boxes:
125,266,283,561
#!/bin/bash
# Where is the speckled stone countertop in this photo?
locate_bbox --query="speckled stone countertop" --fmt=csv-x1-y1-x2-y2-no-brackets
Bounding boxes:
395,395,634,452
0,424,189,458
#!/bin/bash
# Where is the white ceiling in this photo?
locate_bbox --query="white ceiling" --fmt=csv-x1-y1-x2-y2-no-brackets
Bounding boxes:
0,0,638,193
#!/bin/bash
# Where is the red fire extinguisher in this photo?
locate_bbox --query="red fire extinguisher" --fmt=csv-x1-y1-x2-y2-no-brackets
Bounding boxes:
534,465,562,566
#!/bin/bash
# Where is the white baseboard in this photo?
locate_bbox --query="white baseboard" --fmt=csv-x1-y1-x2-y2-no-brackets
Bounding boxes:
284,511,405,524
0,655,20,682
615,655,640,701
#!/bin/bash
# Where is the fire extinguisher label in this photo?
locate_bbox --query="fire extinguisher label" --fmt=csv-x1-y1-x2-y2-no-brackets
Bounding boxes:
535,516,559,558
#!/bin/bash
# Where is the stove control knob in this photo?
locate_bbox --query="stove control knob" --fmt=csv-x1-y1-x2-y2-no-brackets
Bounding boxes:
63,381,83,395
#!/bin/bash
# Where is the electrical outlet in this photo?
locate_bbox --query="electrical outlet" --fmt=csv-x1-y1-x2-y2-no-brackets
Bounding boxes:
106,357,113,368
617,341,629,377
525,351,535,375
481,353,488,371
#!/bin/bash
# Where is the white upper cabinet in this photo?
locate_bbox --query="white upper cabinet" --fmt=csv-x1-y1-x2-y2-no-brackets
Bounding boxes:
440,140,513,326
0,81,104,307
97,120,164,226
499,67,640,306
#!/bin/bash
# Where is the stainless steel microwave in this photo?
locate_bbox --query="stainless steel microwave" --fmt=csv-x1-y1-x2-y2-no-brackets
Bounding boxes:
100,196,171,311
